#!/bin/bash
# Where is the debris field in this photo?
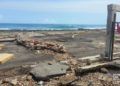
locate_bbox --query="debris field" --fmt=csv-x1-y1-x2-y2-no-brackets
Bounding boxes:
0,30,120,86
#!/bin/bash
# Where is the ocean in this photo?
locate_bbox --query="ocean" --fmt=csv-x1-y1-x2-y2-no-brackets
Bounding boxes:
0,23,106,30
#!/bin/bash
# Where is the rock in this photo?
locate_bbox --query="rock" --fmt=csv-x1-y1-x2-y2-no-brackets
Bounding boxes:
88,81,93,86
38,81,44,86
11,79,17,85
70,59,78,65
100,68,109,73
30,61,69,80
37,50,40,54
26,75,32,81
30,64,37,68
59,74,77,85
86,59,91,65
60,60,68,65
0,80,2,84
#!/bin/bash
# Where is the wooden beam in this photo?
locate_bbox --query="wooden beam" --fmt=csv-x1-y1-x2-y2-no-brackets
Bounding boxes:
109,4,120,12
0,38,15,42
79,52,120,63
77,62,112,73
76,59,120,74
105,5,116,60
78,55,102,63
0,53,14,64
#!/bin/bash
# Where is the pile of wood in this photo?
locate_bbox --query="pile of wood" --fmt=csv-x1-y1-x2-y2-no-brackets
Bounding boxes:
16,34,66,53
76,53,120,74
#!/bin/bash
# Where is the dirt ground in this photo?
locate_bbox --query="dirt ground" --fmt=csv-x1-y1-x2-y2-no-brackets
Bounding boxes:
0,30,120,86
0,30,107,68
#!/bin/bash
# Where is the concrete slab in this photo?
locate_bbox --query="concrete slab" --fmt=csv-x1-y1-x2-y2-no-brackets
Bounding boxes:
30,61,69,80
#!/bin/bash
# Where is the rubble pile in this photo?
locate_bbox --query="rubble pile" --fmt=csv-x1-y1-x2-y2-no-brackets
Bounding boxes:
1,67,120,86
16,37,66,53
0,34,120,86
0,75,36,86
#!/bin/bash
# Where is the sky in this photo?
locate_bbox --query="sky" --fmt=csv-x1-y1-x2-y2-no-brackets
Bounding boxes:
0,0,120,24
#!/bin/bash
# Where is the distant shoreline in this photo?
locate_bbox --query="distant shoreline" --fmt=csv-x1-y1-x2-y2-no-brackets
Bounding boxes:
0,28,106,32
0,23,106,31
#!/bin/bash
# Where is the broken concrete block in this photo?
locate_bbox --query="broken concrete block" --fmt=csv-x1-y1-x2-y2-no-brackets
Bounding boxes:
0,53,14,64
30,61,69,80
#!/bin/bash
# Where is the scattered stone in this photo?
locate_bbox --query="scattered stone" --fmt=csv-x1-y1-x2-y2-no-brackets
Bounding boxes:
60,60,68,65
48,62,52,65
0,80,2,84
38,81,44,86
86,59,91,65
26,75,32,81
11,79,17,85
30,64,37,68
36,50,40,54
59,74,78,85
30,61,69,80
0,75,37,86
88,81,93,86
100,68,109,73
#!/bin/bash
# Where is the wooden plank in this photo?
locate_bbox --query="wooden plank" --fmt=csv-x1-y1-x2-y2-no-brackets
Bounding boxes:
0,53,14,64
105,4,116,61
79,62,112,72
0,38,15,42
113,60,120,68
78,55,104,64
79,52,120,63
0,35,15,39
109,4,120,12
105,4,120,60
76,60,120,74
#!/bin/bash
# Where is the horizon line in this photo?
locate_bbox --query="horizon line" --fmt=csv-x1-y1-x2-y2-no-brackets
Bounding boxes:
0,23,106,25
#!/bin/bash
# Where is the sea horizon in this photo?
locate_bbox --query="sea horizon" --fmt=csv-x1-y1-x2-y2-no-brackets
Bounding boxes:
0,23,106,30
